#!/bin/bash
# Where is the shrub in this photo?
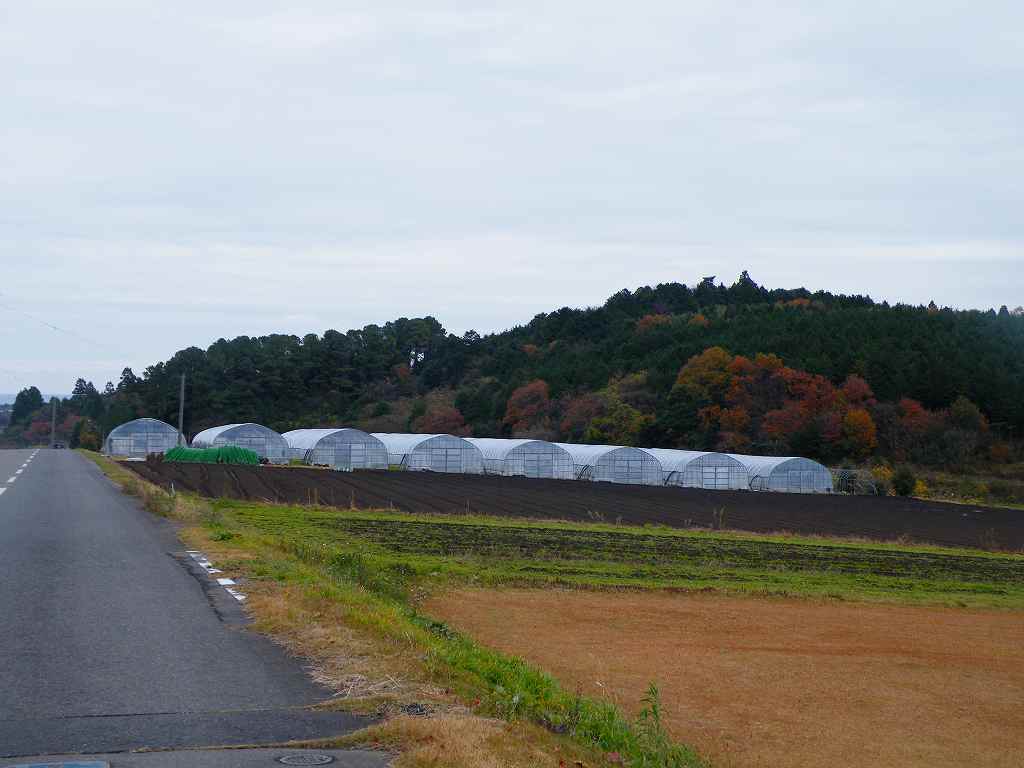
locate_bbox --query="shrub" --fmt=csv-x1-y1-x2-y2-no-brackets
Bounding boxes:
988,480,1024,504
989,442,1012,463
892,467,916,496
870,464,893,496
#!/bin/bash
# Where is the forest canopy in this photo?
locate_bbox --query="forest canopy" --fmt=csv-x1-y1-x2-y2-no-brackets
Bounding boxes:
4,273,1021,467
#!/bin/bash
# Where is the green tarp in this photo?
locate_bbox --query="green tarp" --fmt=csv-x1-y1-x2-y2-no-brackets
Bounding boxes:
164,445,261,465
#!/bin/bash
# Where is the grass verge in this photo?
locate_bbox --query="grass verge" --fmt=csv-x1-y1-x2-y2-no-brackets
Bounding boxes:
216,497,1023,609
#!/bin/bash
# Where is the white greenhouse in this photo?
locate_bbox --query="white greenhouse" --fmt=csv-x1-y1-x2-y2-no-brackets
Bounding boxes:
553,443,664,485
643,448,749,490
727,455,833,493
282,428,388,471
191,423,290,463
103,418,181,458
465,438,575,480
371,433,484,474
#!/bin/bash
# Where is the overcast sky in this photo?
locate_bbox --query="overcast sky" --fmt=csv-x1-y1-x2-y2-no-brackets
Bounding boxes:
2,1,1021,394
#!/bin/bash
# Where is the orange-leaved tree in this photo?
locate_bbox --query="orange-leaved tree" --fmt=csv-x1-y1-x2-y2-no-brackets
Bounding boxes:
842,408,877,458
413,406,470,436
503,379,552,435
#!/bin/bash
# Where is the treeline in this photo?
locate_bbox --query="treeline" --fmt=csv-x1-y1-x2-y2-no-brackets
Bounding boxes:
4,273,1022,467
3,382,113,450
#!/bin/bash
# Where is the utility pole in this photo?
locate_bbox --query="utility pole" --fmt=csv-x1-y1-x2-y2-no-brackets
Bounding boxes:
177,373,186,446
49,398,57,448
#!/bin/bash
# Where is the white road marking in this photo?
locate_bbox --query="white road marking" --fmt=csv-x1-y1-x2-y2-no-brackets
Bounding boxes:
186,550,246,602
186,551,222,574
187,553,222,574
224,586,247,602
15,469,23,474
0,488,6,497
6,477,16,484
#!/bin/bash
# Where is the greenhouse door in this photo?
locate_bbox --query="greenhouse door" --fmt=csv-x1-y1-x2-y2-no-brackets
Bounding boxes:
422,449,442,472
349,444,365,469
536,453,553,478
446,448,463,472
110,437,132,455
523,453,551,478
521,453,536,477
611,457,644,484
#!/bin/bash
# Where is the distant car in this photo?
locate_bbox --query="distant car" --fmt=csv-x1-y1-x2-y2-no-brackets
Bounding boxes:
52,442,65,449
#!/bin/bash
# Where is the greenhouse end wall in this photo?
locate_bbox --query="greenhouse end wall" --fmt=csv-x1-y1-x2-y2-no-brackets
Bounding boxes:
104,418,180,458
192,423,290,463
555,444,664,485
283,428,388,470
643,448,749,490
728,455,833,493
372,433,484,474
466,438,575,480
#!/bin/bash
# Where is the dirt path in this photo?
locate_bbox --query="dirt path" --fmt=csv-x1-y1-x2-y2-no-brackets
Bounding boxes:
425,589,1024,768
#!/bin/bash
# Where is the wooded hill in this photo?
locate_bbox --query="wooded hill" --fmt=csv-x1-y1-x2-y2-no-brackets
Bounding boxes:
6,273,1023,467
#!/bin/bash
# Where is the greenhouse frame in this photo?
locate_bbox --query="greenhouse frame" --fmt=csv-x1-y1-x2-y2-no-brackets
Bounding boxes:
553,443,664,485
642,448,749,490
282,428,388,471
727,454,833,493
371,433,484,474
465,438,575,479
103,418,181,458
190,423,290,463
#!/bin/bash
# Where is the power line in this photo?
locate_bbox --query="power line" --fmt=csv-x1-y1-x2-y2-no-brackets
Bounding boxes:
0,292,125,354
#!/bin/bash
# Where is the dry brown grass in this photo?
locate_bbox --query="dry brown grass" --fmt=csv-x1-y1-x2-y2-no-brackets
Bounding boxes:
427,588,1024,768
180,525,437,710
247,585,424,703
330,714,594,768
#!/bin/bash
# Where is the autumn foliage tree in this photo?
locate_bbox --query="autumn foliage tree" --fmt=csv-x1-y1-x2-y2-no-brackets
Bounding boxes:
635,313,672,333
72,417,102,451
503,379,553,436
842,408,878,458
558,393,606,443
666,347,879,461
659,345,995,465
412,406,470,436
23,419,51,444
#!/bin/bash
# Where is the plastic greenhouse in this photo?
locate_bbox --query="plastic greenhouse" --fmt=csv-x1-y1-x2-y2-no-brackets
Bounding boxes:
465,438,575,479
282,428,388,471
190,423,289,463
371,433,484,474
643,448,749,490
727,455,833,493
103,418,181,458
553,443,664,485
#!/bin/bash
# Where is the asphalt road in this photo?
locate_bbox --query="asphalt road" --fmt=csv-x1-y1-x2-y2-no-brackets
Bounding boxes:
0,748,388,768
0,449,382,763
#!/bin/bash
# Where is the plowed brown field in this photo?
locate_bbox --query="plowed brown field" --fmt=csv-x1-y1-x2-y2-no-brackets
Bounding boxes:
426,589,1024,768
124,461,1024,549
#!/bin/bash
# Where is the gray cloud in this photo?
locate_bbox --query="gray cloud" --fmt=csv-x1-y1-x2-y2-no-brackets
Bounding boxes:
1,1,1021,392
